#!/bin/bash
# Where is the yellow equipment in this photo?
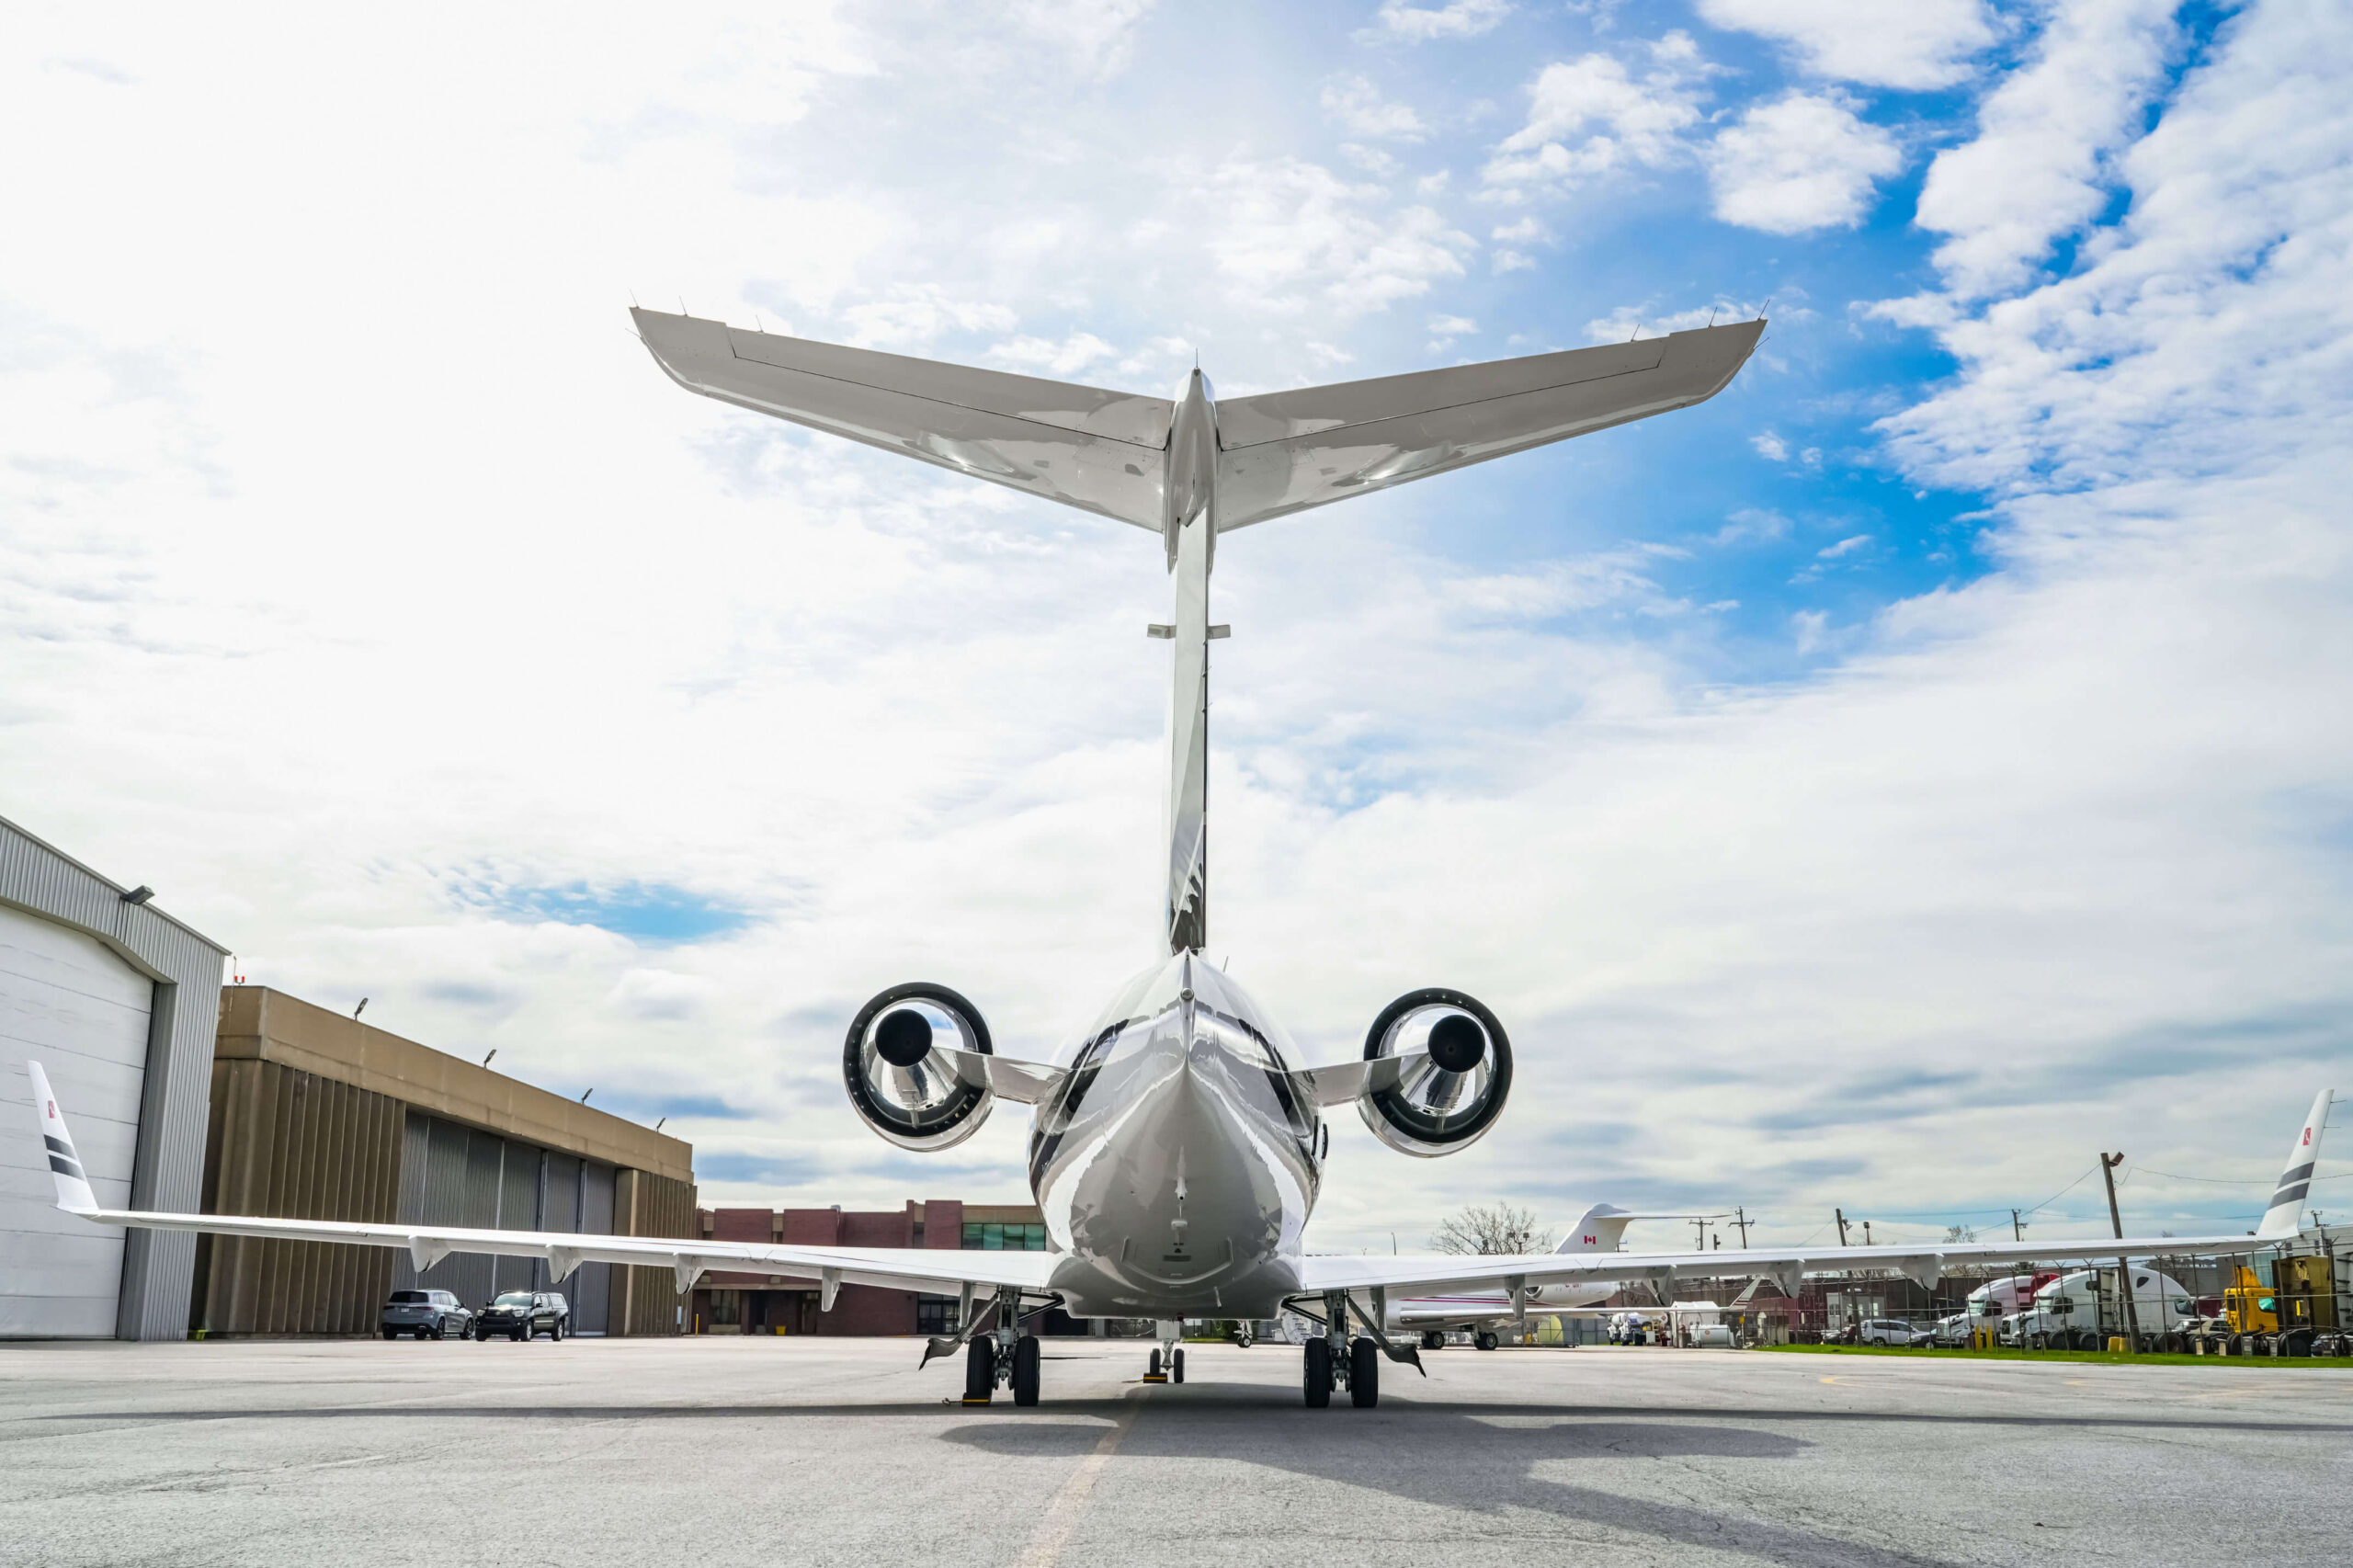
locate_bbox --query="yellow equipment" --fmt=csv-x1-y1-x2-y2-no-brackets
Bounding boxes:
2222,1267,2279,1335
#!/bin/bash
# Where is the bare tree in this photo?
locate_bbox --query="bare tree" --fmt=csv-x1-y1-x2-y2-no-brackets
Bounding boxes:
1944,1223,1978,1244
1432,1202,1555,1256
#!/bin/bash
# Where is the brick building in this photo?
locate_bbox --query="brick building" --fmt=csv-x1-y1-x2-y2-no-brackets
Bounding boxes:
689,1201,1063,1336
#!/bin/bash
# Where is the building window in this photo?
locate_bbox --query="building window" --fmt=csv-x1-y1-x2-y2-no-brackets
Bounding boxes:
916,1295,960,1335
704,1290,740,1326
963,1221,1047,1251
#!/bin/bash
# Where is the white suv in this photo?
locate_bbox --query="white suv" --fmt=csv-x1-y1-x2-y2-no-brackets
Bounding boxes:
1858,1319,1920,1346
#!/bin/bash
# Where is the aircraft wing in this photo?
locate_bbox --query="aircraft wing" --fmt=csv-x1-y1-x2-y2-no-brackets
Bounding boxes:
1297,1049,1433,1108
26,1062,1056,1299
1298,1230,2279,1301
631,308,1171,529
1213,320,1765,531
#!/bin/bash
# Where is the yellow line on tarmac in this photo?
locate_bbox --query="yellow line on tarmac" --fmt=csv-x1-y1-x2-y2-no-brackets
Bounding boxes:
1013,1387,1148,1568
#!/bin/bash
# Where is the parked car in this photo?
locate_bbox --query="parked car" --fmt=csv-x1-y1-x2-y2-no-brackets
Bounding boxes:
476,1290,569,1341
1857,1319,1921,1346
380,1289,472,1340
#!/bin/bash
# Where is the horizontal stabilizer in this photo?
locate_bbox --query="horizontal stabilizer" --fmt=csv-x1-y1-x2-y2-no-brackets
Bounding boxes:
1215,320,1764,529
632,309,1170,529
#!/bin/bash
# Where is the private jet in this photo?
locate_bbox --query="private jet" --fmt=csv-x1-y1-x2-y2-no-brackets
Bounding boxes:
26,307,2336,1407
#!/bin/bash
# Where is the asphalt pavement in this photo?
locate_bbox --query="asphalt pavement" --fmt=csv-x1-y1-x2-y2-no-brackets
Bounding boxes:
4,1335,2347,1567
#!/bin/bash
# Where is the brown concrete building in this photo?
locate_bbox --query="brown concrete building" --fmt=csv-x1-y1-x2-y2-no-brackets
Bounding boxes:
690,1201,1063,1336
192,987,697,1337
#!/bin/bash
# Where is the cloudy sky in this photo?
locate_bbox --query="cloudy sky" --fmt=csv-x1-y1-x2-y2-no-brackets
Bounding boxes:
6,0,2348,1253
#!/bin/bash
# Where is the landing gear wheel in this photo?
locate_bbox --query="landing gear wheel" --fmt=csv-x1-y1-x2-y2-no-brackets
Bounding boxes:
1148,1347,1162,1378
1474,1331,1499,1351
1303,1336,1333,1408
1420,1330,1445,1351
1349,1337,1380,1408
1171,1347,1185,1384
964,1335,996,1403
1012,1335,1041,1407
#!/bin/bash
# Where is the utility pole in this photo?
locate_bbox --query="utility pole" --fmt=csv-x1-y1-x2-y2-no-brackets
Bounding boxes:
1836,1208,1850,1246
1861,1221,1873,1246
1690,1216,1711,1250
2100,1152,2143,1348
2011,1209,2024,1242
1733,1207,1751,1248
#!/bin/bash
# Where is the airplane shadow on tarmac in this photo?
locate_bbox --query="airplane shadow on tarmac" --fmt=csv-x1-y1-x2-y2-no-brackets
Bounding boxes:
941,1402,1963,1568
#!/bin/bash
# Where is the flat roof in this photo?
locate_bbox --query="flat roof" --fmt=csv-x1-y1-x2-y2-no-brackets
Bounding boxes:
217,987,693,1182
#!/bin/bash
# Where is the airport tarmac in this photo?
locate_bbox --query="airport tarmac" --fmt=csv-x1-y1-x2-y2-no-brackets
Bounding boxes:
4,1336,2347,1568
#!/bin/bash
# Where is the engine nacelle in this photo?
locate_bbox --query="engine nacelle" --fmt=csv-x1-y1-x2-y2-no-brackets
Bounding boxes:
843,983,995,1152
1357,988,1512,1157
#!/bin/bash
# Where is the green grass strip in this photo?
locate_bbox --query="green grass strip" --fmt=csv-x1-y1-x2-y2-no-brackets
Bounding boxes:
1756,1343,2351,1369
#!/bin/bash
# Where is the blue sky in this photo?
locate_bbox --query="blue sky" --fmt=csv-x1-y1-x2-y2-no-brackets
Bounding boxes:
3,0,2348,1249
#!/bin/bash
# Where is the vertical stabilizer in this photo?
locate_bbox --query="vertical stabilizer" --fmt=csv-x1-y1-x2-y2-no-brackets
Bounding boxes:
25,1062,99,1214
1163,371,1215,953
2258,1088,2334,1239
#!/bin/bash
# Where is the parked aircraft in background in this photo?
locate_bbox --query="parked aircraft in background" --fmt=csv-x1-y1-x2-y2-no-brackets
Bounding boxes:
1388,1204,1708,1348
22,303,2336,1410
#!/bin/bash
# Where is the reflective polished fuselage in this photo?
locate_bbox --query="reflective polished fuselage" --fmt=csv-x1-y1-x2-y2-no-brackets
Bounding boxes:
1031,950,1320,1319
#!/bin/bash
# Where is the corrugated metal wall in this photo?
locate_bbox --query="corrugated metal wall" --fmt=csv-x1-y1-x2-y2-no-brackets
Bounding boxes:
0,814,229,1340
391,1112,621,1331
613,1167,696,1336
189,1056,403,1335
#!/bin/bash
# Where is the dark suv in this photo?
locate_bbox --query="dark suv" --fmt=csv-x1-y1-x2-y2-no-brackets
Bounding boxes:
381,1289,472,1340
477,1290,569,1341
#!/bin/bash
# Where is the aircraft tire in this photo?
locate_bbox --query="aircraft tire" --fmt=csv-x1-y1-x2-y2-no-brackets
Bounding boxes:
1149,1347,1162,1377
964,1336,995,1403
1349,1338,1379,1408
1171,1348,1185,1384
1303,1337,1332,1407
1011,1335,1041,1407
1474,1331,1499,1351
1420,1331,1445,1351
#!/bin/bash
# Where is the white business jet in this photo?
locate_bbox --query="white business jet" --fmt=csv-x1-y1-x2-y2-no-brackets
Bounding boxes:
24,308,2336,1408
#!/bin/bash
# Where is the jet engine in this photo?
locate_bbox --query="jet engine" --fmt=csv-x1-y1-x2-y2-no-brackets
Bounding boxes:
843,983,996,1152
1357,988,1512,1157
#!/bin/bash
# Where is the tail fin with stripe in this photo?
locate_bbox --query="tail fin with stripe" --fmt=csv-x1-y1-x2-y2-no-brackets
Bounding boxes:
2258,1088,2334,1239
25,1062,98,1214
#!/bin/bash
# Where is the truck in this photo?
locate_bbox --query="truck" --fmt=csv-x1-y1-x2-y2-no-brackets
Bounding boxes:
2003,1267,2195,1350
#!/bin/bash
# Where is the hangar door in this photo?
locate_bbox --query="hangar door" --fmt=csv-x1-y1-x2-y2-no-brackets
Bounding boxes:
0,902,153,1336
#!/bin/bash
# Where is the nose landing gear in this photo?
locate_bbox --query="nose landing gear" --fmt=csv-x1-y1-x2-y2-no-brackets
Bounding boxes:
1143,1321,1185,1383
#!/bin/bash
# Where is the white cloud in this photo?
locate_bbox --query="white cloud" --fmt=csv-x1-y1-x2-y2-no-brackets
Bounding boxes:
1910,0,2180,299
1372,0,1511,41
1583,298,1759,342
1705,91,1904,233
1483,48,1704,194
986,332,1118,377
1751,431,1789,461
1004,0,1158,79
1427,314,1478,335
1321,74,1427,140
838,286,1018,348
1199,155,1473,319
606,969,712,1022
1817,533,1870,558
1696,0,1995,89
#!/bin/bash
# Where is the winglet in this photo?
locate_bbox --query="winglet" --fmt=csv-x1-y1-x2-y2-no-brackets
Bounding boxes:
26,1062,99,1214
2257,1088,2334,1239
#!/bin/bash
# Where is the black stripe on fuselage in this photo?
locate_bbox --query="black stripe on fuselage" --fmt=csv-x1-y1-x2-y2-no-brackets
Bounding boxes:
2269,1182,2309,1208
45,1134,74,1158
49,1155,85,1179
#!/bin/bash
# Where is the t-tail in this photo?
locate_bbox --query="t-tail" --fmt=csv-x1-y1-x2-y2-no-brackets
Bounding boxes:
26,1062,99,1214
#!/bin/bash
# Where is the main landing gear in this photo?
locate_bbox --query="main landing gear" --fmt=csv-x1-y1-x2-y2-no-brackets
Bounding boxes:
961,1288,1043,1407
1302,1291,1383,1408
